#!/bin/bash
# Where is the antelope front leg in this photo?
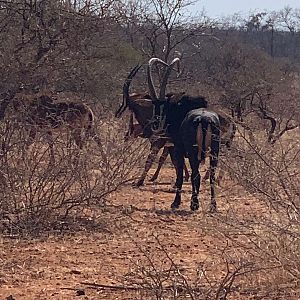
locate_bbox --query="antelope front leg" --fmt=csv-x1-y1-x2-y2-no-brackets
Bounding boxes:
169,147,189,188
171,149,184,209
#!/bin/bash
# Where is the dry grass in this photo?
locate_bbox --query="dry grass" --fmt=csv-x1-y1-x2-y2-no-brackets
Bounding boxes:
0,118,299,299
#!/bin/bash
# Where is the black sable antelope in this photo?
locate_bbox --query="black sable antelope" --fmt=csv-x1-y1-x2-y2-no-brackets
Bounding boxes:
115,65,206,186
147,57,222,212
116,65,236,188
6,94,100,161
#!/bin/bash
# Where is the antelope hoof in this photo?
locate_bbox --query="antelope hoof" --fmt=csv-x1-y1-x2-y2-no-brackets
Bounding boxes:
133,179,144,187
190,200,199,211
171,201,180,210
208,204,217,213
149,175,158,182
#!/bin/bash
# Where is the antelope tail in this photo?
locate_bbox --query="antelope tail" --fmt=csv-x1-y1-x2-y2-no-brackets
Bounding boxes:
196,121,212,164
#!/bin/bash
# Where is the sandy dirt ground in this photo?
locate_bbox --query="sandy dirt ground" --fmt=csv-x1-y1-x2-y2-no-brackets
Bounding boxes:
0,166,299,299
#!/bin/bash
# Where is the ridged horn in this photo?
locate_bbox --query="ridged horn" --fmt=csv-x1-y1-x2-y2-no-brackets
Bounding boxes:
115,64,142,118
147,58,168,103
159,57,180,101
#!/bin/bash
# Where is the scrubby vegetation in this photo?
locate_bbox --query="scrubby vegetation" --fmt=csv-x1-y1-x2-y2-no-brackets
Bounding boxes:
0,1,299,299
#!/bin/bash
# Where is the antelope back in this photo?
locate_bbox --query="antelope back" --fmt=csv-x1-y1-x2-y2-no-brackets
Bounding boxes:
11,94,94,131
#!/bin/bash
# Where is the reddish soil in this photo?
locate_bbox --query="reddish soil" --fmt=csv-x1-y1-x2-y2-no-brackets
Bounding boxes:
0,167,299,299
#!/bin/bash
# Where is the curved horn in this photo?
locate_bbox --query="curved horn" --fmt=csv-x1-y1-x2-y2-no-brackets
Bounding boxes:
115,64,142,118
159,57,180,101
147,58,168,103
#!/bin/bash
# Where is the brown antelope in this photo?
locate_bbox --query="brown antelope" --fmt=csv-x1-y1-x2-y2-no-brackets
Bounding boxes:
116,65,236,187
130,57,236,211
115,65,205,187
145,57,221,211
7,94,101,162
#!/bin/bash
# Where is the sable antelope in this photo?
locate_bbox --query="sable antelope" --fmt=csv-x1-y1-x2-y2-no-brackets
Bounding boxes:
147,57,222,212
115,65,208,186
8,94,100,161
117,66,236,187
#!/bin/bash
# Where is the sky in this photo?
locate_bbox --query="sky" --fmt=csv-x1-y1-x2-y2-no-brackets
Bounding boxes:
190,0,300,18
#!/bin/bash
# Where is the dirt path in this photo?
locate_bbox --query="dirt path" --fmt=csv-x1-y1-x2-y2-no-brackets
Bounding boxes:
0,168,298,299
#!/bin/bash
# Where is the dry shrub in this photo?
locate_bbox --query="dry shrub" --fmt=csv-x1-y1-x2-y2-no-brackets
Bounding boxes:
0,115,148,235
113,126,300,299
225,127,299,214
117,234,255,300
216,126,300,297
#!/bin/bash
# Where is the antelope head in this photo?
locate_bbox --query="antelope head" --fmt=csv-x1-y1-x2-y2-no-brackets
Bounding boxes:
147,57,181,134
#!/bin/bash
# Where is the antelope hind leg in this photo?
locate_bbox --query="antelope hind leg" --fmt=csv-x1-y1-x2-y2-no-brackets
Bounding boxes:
149,146,169,182
133,145,160,187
